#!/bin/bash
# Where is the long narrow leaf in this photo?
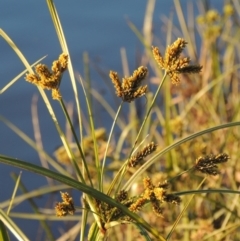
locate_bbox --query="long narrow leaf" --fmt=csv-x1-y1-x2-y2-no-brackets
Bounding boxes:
46,0,83,144
123,121,240,190
0,155,165,240
0,209,29,241
0,56,46,94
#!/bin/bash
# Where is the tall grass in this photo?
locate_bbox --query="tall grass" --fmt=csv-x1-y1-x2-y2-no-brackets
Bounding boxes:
1,0,240,240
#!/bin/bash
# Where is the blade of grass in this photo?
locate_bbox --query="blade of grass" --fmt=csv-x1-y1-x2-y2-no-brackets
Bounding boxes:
101,102,123,192
0,155,165,240
59,99,93,187
31,94,54,184
80,207,88,241
174,0,196,59
89,87,126,130
0,220,10,241
0,29,84,182
0,29,34,74
0,115,69,176
166,177,207,240
9,213,80,221
108,71,168,196
123,121,240,191
78,77,101,190
10,173,55,241
46,0,83,145
175,188,240,196
164,15,179,172
0,184,69,209
143,0,155,46
7,172,22,215
0,209,29,241
0,56,46,94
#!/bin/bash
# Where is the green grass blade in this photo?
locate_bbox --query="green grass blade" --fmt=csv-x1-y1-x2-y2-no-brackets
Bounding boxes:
8,213,80,221
78,77,101,190
173,0,196,59
0,29,81,182
59,99,93,187
166,177,207,240
10,173,55,241
7,172,22,215
101,102,123,192
40,91,85,183
46,0,83,143
0,115,69,176
108,72,168,196
0,220,10,241
175,188,240,197
90,87,126,130
0,209,29,241
0,155,165,240
0,29,33,74
123,121,240,191
0,56,46,94
0,184,68,209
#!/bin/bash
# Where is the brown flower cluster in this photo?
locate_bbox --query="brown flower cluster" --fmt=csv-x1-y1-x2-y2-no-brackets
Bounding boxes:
109,66,148,102
93,178,180,225
129,177,181,217
25,53,68,100
128,142,157,167
95,190,133,224
195,153,229,176
152,38,202,85
55,192,75,217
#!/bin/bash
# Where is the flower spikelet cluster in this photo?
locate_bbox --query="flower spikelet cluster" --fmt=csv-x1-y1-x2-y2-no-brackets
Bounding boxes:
128,142,157,167
95,190,132,223
55,192,75,217
152,38,202,85
129,178,181,217
25,53,68,100
195,153,229,176
96,179,180,223
109,66,148,102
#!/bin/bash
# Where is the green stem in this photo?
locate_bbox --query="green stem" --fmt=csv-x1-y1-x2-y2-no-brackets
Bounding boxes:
108,71,168,196
101,101,123,192
80,205,88,241
11,173,55,241
79,78,101,190
166,177,206,240
0,155,165,240
130,71,167,154
123,121,240,190
174,188,240,196
59,98,93,187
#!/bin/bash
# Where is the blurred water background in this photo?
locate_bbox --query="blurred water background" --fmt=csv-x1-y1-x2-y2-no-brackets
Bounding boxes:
0,1,223,240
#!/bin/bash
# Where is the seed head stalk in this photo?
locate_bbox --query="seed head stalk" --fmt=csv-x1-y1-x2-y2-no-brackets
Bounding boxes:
59,98,93,187
131,70,167,155
101,101,124,192
108,71,167,196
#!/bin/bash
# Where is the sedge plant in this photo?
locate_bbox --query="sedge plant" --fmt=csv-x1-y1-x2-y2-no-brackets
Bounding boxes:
1,0,240,240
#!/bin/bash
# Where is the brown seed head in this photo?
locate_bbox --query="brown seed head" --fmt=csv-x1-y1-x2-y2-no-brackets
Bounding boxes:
195,153,229,176
55,192,75,217
109,66,148,102
129,142,157,167
152,38,202,85
25,53,68,100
